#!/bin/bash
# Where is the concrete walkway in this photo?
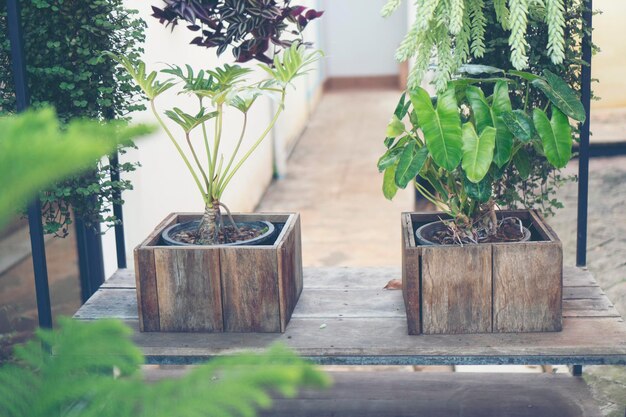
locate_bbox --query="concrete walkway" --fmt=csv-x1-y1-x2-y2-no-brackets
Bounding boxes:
258,89,414,267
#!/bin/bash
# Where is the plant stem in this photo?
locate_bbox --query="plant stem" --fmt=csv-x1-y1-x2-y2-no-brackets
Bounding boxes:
185,132,211,192
150,100,208,201
218,89,286,196
211,104,223,185
217,112,248,192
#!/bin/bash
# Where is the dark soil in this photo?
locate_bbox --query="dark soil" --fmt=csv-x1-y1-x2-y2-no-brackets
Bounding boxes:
430,218,526,245
173,224,267,245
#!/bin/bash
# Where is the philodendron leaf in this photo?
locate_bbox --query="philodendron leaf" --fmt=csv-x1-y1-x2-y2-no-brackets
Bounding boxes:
501,110,535,142
383,165,398,200
532,70,586,122
513,148,531,179
491,81,514,167
533,106,573,168
377,145,404,172
464,175,492,203
395,143,429,188
386,115,405,138
461,124,496,183
465,86,493,134
508,70,542,82
394,92,411,119
410,87,462,171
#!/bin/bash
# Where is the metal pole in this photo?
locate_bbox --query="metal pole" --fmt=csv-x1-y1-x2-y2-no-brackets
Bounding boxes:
576,0,592,268
110,152,128,269
75,216,105,303
6,0,53,329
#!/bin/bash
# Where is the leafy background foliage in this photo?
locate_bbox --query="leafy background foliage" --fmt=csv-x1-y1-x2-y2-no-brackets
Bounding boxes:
0,318,330,417
152,0,323,64
0,0,146,236
471,0,595,216
0,108,153,231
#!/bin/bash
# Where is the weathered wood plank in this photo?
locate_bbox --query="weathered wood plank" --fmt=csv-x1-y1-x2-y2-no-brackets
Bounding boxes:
292,289,404,318
220,247,280,332
421,245,492,334
134,248,160,331
75,267,626,365
563,286,604,300
493,242,563,333
402,214,421,335
154,248,223,332
102,265,591,291
277,214,303,331
258,372,602,417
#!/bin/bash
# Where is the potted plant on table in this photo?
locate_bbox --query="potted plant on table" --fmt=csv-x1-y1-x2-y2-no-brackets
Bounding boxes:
379,67,584,334
112,39,322,333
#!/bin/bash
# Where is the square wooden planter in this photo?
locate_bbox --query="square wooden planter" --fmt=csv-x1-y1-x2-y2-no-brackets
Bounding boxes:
134,212,303,333
402,210,562,335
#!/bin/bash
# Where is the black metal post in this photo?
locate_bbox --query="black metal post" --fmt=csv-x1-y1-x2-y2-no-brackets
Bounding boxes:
110,152,128,269
75,208,106,303
576,0,593,268
7,0,53,329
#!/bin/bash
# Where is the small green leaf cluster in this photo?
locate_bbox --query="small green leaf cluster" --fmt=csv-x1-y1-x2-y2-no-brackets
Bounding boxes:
0,317,330,417
378,67,584,229
0,108,154,230
0,0,146,235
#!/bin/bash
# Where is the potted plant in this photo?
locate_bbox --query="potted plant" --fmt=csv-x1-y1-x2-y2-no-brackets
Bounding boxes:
379,67,585,334
112,42,322,333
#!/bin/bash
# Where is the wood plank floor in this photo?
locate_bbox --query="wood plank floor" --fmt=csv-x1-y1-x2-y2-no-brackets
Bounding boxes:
75,267,626,366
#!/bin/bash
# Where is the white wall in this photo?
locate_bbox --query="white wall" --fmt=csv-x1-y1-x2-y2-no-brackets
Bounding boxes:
320,0,407,77
102,2,324,276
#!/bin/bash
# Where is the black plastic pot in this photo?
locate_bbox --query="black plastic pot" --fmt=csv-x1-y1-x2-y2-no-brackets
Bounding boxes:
415,220,531,246
161,220,275,246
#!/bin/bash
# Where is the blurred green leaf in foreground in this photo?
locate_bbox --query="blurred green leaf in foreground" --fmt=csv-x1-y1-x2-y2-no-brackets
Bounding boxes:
0,107,154,229
0,318,329,417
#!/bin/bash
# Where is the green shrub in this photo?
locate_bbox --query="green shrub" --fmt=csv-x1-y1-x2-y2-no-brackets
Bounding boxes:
0,0,146,235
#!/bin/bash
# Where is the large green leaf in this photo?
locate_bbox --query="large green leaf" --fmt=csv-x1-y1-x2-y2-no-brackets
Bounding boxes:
465,86,493,134
395,144,429,188
532,70,586,122
464,175,492,203
377,145,404,172
383,165,398,200
501,110,535,143
513,148,531,179
410,87,462,171
533,106,573,168
461,124,496,183
490,81,514,167
386,115,405,138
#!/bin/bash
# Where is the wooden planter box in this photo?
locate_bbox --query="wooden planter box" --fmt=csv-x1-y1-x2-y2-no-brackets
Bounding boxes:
134,212,303,333
402,210,562,335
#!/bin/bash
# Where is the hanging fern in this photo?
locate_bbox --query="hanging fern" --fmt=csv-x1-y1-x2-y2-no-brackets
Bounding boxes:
382,0,567,89
0,318,330,417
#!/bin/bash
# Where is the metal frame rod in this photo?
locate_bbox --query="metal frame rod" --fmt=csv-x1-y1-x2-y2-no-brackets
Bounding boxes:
110,152,127,269
7,0,53,328
576,0,593,268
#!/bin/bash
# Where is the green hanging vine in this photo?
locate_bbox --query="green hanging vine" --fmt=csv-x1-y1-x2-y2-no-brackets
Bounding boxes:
384,0,568,89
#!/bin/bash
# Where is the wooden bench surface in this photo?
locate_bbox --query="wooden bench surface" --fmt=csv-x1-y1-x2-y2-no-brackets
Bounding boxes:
75,267,626,366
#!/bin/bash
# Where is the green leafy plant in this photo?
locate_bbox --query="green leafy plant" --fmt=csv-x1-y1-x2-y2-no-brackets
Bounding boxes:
381,0,570,90
0,317,330,416
0,0,146,236
379,67,584,243
111,43,322,244
0,108,153,230
466,0,595,217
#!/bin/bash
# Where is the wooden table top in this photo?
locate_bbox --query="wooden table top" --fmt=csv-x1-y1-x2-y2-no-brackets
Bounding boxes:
75,267,626,365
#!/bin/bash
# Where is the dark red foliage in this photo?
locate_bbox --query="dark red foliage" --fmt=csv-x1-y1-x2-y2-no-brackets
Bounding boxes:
151,0,324,64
